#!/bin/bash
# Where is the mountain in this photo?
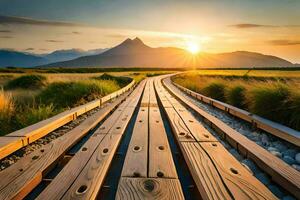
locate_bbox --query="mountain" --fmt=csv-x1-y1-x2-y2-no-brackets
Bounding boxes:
43,48,107,63
0,50,48,67
42,37,295,68
0,48,107,67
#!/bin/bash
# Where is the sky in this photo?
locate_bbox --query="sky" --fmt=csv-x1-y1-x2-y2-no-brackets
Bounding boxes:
0,0,300,63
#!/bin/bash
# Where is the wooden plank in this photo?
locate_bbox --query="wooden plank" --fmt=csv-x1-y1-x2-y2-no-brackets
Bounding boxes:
121,107,148,177
0,136,26,160
60,131,123,200
163,108,195,142
149,79,158,107
163,77,300,199
0,90,131,200
158,81,217,142
58,93,141,200
181,142,233,200
200,142,277,199
140,80,150,107
37,85,142,200
116,177,184,200
148,107,177,179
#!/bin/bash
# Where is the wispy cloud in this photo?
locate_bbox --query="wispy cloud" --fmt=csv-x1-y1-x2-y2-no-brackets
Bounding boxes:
268,40,300,46
230,23,300,29
0,15,81,27
0,36,13,38
46,40,64,43
0,30,11,33
25,48,35,51
72,31,81,34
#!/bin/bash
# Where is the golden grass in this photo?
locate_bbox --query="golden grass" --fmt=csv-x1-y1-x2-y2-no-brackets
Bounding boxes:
0,89,14,117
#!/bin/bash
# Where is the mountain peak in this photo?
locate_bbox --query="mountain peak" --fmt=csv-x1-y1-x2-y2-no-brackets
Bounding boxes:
121,37,144,46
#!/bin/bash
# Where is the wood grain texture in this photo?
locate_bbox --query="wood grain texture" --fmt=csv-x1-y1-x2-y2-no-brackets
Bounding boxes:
60,133,123,200
140,80,150,107
200,142,277,200
164,77,300,199
121,107,148,177
37,82,143,200
181,141,232,200
163,108,195,142
148,107,177,178
0,137,25,160
116,177,184,200
0,90,131,200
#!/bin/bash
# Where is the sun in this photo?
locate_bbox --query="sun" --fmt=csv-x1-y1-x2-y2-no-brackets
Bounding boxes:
186,41,200,54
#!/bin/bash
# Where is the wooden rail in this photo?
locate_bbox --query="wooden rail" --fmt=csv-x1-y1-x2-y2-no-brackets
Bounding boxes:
162,76,300,199
172,79,300,147
0,79,135,160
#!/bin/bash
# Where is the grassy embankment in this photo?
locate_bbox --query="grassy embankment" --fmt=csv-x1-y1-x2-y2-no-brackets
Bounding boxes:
0,73,132,135
173,72,300,131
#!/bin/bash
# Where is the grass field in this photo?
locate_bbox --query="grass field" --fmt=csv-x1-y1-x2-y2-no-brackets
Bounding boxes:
0,70,172,135
173,70,300,131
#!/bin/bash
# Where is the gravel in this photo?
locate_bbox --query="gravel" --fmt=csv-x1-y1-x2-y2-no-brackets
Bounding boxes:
0,106,101,171
168,80,300,171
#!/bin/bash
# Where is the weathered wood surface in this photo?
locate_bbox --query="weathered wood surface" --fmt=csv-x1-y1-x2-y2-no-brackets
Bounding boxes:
0,89,132,200
116,178,184,200
0,136,25,160
37,81,144,200
121,107,149,177
163,76,300,199
117,77,183,199
0,79,135,160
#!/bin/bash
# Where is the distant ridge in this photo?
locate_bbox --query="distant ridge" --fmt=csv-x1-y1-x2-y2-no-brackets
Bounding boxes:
42,37,295,68
0,38,296,68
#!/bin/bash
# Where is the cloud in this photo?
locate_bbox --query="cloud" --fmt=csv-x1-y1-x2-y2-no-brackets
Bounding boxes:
0,36,13,38
0,15,81,27
230,23,300,29
230,24,275,28
25,48,35,51
72,31,81,34
46,40,64,43
268,40,300,46
0,30,11,33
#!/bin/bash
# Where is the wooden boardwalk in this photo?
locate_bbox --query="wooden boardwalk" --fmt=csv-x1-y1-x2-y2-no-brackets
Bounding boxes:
0,75,299,200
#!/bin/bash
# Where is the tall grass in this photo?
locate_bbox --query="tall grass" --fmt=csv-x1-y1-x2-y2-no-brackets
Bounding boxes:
5,75,47,90
37,79,120,108
0,74,130,135
173,74,300,130
0,89,14,135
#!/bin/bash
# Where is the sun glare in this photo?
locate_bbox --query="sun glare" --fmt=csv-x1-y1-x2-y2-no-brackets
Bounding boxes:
186,41,200,54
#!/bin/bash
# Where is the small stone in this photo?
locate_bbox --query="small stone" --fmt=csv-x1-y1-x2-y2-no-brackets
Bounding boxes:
273,141,287,152
283,149,297,158
283,156,296,165
255,173,270,185
267,147,278,152
241,163,253,175
292,164,300,171
295,153,300,164
282,196,296,200
267,185,284,198
261,134,270,146
241,159,259,174
270,151,282,158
